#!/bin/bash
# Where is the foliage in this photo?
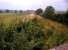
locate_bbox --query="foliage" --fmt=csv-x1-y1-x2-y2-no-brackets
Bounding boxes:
35,8,43,15
0,14,68,50
5,9,10,13
15,20,46,50
0,19,46,50
0,23,16,50
0,10,3,13
42,6,55,18
42,6,68,25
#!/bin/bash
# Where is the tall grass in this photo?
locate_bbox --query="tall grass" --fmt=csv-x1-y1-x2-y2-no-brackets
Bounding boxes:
0,14,68,50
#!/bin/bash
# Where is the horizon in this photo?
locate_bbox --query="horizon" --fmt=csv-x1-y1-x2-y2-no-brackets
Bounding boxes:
0,0,68,11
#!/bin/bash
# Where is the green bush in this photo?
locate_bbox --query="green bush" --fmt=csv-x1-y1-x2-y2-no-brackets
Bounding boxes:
15,20,46,50
0,23,16,50
0,20,46,50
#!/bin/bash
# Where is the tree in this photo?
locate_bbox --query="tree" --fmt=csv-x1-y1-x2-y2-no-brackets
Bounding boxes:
42,6,55,18
0,10,3,13
64,9,68,25
14,10,18,13
35,8,43,15
5,9,10,13
19,10,23,13
65,9,68,17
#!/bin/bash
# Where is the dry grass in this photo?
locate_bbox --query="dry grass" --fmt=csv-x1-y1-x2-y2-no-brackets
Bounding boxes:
0,13,68,50
0,13,68,33
35,15,68,33
24,14,68,33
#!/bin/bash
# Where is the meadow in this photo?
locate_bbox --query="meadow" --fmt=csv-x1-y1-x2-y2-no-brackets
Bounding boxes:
0,13,68,50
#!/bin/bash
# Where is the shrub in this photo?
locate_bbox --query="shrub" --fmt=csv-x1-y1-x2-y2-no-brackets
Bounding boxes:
0,16,68,50
14,20,46,50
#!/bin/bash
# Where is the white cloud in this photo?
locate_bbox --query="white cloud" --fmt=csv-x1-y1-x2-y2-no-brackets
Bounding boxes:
0,0,67,10
0,0,42,6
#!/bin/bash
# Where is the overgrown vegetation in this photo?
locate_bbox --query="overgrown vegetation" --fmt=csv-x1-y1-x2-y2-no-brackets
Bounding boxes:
36,6,68,26
0,14,68,50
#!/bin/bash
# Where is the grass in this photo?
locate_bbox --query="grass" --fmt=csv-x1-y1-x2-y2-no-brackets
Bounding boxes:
0,13,68,50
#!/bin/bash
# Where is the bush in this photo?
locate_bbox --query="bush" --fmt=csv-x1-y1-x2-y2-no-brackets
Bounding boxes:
0,20,46,50
0,23,16,50
15,20,46,50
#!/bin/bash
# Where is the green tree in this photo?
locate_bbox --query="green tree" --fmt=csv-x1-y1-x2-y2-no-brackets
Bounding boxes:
42,6,55,18
64,9,68,25
0,10,3,13
35,8,43,15
5,9,10,13
19,10,23,13
14,10,18,13
65,9,68,18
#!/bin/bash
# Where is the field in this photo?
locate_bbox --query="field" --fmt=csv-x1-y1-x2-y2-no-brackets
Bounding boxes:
0,13,68,50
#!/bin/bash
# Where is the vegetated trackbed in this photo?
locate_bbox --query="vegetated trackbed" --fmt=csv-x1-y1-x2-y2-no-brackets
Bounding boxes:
0,14,68,33
21,14,68,33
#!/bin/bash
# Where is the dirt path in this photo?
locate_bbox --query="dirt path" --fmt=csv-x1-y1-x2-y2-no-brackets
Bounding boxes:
49,43,68,50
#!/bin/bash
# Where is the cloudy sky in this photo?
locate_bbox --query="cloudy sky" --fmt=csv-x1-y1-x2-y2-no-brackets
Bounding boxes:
0,0,68,11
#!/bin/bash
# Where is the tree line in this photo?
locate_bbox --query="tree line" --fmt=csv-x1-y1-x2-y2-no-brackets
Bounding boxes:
35,6,68,26
0,9,23,13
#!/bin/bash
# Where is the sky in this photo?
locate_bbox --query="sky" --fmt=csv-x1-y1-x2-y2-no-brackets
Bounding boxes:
0,0,68,11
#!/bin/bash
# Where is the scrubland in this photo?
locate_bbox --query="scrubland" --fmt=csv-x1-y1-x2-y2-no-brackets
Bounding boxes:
0,13,68,50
